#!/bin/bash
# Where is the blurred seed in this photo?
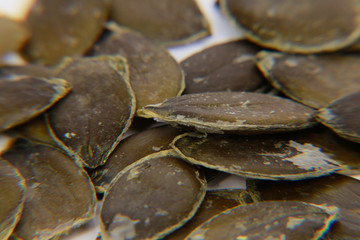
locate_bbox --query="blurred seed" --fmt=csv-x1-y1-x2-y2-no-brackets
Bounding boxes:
110,0,210,46
0,158,25,240
0,17,29,58
100,151,207,240
138,92,317,134
257,51,360,109
220,0,360,53
0,64,54,78
185,201,338,240
316,91,360,143
0,75,71,131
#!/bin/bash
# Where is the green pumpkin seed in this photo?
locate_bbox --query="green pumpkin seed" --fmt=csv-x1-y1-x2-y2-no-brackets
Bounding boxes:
247,174,360,239
220,0,360,53
138,92,317,134
0,17,29,57
2,142,96,240
316,91,360,144
22,0,109,65
94,23,185,110
110,0,210,46
180,40,266,94
100,151,207,240
0,158,25,240
46,55,136,168
0,75,71,131
186,201,338,240
257,51,360,109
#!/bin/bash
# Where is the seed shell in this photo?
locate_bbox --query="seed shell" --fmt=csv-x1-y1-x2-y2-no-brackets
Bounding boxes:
47,55,136,168
0,64,54,79
257,51,360,109
185,201,338,240
0,158,26,240
138,92,317,134
100,151,207,240
0,17,29,57
220,0,360,53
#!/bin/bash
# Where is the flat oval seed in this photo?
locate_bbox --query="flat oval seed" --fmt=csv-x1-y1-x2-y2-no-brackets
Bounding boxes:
47,56,136,168
0,17,29,57
180,40,266,94
316,91,360,143
138,92,317,134
94,24,185,110
171,131,343,180
0,159,25,240
0,76,71,131
100,152,207,240
2,143,97,240
92,125,183,193
221,0,360,53
110,0,210,46
185,201,338,240
22,0,109,65
257,51,360,109
0,64,54,79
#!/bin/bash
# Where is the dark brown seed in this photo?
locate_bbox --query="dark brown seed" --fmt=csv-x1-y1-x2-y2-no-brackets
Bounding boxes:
94,24,185,110
22,0,109,65
185,201,338,240
171,130,344,180
138,92,317,134
2,142,97,240
0,158,25,240
0,75,71,131
221,0,360,53
46,56,135,168
92,125,183,193
316,91,360,143
257,51,360,109
100,151,207,240
0,17,29,57
164,189,253,240
180,40,266,94
110,0,210,46
247,174,360,239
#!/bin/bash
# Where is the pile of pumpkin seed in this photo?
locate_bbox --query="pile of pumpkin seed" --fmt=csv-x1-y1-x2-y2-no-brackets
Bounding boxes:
1,0,360,239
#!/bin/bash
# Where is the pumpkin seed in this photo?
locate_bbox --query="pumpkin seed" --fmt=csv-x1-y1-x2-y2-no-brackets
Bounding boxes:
316,91,360,144
185,201,338,240
2,142,96,240
171,130,344,180
0,75,71,131
110,0,210,46
0,64,54,79
0,158,25,240
180,40,266,94
100,151,207,240
94,23,185,110
22,0,109,65
0,17,29,58
138,92,317,134
220,0,360,53
247,174,360,239
256,51,360,109
46,55,135,168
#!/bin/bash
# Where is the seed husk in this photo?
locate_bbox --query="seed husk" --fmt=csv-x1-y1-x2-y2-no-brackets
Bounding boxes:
220,0,360,53
316,91,360,144
164,189,253,240
0,75,71,131
0,17,29,58
0,64,54,79
171,130,344,181
110,0,210,46
22,0,109,65
0,158,26,240
257,51,360,109
99,151,207,240
94,23,185,110
92,125,183,193
138,92,317,134
46,55,136,168
180,40,266,94
247,174,360,239
185,201,338,240
2,142,97,240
